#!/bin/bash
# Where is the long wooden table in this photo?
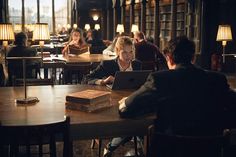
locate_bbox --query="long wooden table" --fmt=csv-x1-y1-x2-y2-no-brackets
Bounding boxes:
42,53,116,82
0,85,155,140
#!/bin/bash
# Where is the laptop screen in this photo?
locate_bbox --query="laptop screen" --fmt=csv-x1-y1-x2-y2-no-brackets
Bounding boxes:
107,70,151,90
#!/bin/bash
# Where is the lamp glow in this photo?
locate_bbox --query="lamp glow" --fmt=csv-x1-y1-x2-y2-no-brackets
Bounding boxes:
94,24,100,30
73,24,78,29
131,24,139,33
116,24,124,34
84,24,91,31
93,15,99,21
216,25,233,63
0,23,15,63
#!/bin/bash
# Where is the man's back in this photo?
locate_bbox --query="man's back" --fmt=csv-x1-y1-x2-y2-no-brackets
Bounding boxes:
7,46,39,85
121,65,235,135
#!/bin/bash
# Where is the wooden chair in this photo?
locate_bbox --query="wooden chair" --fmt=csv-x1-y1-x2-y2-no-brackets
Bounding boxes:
147,125,230,157
0,116,72,157
62,63,92,84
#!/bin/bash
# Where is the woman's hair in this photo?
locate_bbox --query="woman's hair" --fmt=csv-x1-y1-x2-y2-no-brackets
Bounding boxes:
15,32,28,46
69,28,86,46
115,36,135,57
163,36,195,64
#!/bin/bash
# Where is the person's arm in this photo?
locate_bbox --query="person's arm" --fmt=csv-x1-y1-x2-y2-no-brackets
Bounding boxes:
86,61,111,85
119,73,158,118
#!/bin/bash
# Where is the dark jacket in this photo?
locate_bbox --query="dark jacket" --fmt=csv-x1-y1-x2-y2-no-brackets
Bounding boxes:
135,40,162,62
119,64,236,135
87,39,106,54
86,58,142,84
7,46,39,85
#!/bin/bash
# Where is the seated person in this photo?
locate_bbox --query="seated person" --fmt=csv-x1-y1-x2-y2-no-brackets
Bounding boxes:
7,32,40,86
85,36,142,157
86,36,141,85
87,30,106,54
133,31,163,71
102,34,125,56
85,29,93,43
118,36,236,157
62,28,87,56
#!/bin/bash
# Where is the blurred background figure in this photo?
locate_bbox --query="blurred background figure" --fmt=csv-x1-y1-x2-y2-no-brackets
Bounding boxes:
133,31,164,71
85,29,93,43
102,33,126,56
59,27,68,35
7,32,40,86
87,30,106,54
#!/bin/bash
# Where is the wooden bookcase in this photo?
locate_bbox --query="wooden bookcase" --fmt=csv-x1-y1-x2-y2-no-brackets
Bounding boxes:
159,1,186,50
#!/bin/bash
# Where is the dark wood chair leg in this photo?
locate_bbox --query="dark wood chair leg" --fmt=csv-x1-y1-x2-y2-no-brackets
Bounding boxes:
98,139,102,157
134,136,138,157
90,139,96,149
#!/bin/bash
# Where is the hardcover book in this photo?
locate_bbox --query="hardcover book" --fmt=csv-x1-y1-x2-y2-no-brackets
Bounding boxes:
66,89,111,104
65,100,111,112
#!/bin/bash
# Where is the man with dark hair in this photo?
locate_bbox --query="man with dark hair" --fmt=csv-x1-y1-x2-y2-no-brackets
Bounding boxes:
133,31,163,70
118,36,236,156
7,32,39,85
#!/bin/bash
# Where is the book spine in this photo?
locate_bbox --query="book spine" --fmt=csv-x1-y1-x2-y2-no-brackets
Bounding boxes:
65,100,111,112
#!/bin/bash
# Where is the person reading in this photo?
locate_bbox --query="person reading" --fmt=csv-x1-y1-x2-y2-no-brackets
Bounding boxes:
62,28,87,56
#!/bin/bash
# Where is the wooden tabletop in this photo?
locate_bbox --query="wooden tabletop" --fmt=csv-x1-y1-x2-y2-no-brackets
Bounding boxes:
0,85,155,140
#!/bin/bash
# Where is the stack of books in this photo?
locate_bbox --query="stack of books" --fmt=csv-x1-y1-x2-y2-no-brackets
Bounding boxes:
65,89,111,112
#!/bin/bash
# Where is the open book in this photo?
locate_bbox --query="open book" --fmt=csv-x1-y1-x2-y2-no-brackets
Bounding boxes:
43,55,66,62
68,45,88,55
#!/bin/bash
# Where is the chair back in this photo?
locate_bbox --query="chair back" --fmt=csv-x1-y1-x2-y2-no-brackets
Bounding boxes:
147,125,230,157
0,116,71,157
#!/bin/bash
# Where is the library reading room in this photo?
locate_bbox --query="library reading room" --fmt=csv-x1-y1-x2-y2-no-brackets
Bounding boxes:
0,0,236,157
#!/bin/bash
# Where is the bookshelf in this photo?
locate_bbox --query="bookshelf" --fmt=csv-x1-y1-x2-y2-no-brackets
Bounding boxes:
146,5,154,37
159,1,186,50
185,0,201,53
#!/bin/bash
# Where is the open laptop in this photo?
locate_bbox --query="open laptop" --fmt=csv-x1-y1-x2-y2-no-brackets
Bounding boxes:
107,70,151,90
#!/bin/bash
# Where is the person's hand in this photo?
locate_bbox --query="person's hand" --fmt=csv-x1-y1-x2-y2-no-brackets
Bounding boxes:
119,97,128,110
69,40,78,46
101,76,114,85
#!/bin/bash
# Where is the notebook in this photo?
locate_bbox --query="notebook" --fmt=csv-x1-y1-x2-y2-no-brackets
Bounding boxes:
106,70,151,90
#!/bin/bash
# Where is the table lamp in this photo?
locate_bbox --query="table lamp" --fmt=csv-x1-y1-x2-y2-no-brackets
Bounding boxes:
73,24,78,29
84,24,90,31
216,25,233,63
116,24,124,35
94,24,100,30
131,24,139,33
32,23,50,60
0,23,15,64
14,24,22,33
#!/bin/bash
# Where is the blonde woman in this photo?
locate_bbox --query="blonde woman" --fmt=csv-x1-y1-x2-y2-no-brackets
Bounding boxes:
86,36,142,85
62,29,86,55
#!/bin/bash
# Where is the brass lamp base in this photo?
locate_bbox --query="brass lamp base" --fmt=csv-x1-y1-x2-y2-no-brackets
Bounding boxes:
16,97,39,104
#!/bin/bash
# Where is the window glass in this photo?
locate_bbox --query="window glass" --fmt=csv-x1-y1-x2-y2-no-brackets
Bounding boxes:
24,0,37,24
9,0,22,24
55,0,68,33
40,0,52,32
